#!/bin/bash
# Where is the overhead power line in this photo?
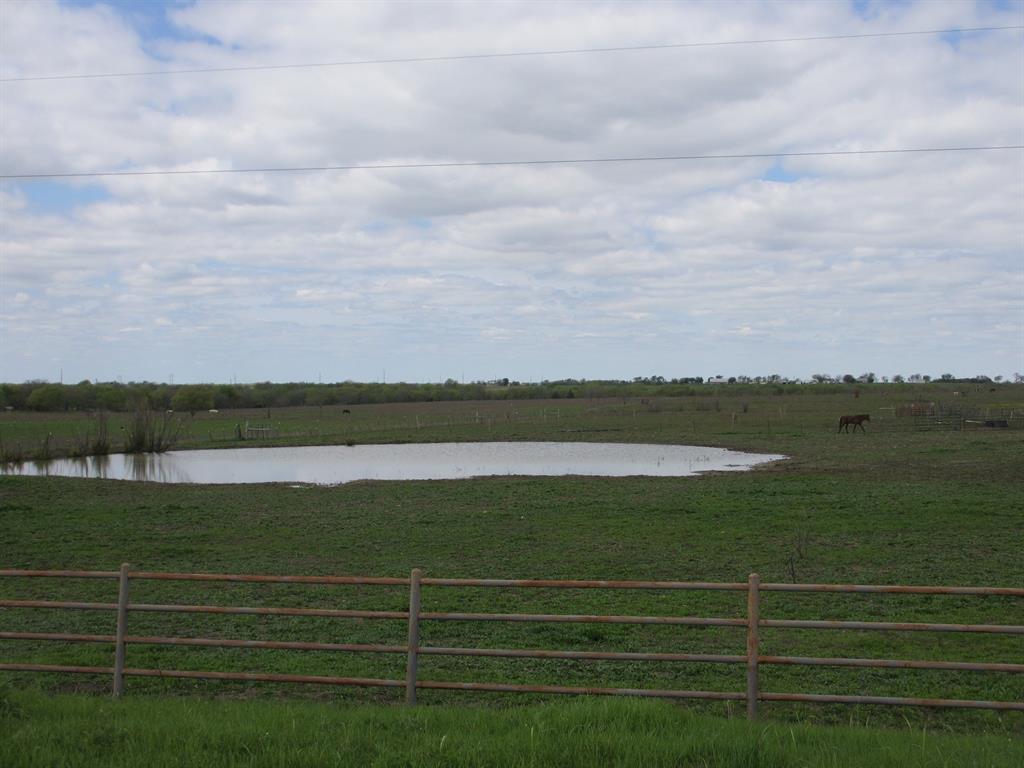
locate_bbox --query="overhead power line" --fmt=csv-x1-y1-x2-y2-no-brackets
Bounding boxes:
2,145,1021,181
1,25,1020,83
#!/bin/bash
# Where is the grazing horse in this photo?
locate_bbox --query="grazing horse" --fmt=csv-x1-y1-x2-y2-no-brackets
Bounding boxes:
838,414,870,433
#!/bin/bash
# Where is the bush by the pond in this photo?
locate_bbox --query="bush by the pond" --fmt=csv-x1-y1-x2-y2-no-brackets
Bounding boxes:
123,409,183,453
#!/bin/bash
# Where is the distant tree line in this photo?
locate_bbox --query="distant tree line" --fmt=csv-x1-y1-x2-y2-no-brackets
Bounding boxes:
0,375,1012,413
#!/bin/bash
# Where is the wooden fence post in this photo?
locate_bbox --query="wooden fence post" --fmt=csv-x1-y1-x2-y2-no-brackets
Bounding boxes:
746,572,760,720
405,568,423,705
112,562,130,697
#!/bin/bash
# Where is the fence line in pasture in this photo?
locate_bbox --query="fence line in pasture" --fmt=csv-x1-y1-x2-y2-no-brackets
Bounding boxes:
1,567,1022,719
242,422,275,439
875,403,1024,433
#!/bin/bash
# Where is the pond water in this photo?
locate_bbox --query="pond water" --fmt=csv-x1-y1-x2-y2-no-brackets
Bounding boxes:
0,442,785,485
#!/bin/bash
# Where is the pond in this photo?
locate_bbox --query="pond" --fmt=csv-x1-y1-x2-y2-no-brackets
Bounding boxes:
0,442,785,485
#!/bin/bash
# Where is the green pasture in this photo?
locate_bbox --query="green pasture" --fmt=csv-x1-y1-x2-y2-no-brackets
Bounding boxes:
0,382,1020,463
1,387,1022,736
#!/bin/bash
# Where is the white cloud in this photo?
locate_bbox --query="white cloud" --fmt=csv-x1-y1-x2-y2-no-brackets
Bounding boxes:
0,0,1021,382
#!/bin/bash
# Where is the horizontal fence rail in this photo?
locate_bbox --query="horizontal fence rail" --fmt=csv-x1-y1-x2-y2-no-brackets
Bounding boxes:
7,569,1023,596
1,566,1022,718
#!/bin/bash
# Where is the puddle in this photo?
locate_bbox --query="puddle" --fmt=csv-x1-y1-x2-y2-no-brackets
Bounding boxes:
1,442,785,485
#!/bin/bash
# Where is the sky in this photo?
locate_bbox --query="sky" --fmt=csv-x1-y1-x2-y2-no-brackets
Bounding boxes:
0,0,1022,385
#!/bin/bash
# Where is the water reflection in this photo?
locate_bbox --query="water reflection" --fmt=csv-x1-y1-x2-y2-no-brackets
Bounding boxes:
1,442,785,485
30,459,54,477
125,453,193,483
68,455,112,479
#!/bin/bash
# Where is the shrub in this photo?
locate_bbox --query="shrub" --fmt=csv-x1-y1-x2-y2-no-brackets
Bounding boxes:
124,408,183,453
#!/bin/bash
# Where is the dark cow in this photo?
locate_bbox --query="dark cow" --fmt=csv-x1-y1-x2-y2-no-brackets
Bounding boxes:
838,414,870,433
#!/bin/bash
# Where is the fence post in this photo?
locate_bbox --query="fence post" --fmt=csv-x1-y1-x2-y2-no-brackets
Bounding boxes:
746,572,760,720
405,568,423,705
112,562,131,697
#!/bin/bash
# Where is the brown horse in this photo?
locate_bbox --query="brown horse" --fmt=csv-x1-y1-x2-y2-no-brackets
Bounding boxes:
838,414,870,433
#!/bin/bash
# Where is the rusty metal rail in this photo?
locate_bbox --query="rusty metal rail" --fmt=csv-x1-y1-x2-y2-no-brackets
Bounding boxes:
1,567,1022,717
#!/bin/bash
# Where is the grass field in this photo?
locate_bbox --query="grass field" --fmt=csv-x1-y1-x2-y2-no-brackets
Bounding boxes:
3,689,1023,768
1,386,1022,740
1,382,1020,462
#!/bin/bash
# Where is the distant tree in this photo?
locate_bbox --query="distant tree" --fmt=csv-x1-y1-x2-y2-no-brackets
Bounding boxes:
304,387,329,407
275,386,307,407
68,381,98,410
994,375,1003,383
940,373,954,381
90,385,122,411
171,386,215,415
26,384,66,411
215,385,243,409
0,383,23,409
892,374,904,383
842,374,856,384
923,375,932,382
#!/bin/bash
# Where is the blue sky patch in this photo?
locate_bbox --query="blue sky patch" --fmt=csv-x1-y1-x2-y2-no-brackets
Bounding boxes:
762,162,803,183
18,181,111,215
941,29,968,49
61,1,222,58
850,0,914,20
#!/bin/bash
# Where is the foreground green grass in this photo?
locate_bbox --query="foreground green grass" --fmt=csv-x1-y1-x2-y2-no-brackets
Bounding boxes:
2,690,1021,768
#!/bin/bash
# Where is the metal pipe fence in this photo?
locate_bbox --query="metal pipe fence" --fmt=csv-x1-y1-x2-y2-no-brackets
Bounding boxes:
1,567,1021,718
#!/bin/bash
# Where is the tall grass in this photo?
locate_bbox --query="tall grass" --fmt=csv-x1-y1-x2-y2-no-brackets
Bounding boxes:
70,412,111,457
34,433,53,461
0,434,27,463
123,408,183,453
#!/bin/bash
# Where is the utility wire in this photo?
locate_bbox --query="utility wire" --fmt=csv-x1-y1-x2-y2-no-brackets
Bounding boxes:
2,25,1021,82
2,145,1021,181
